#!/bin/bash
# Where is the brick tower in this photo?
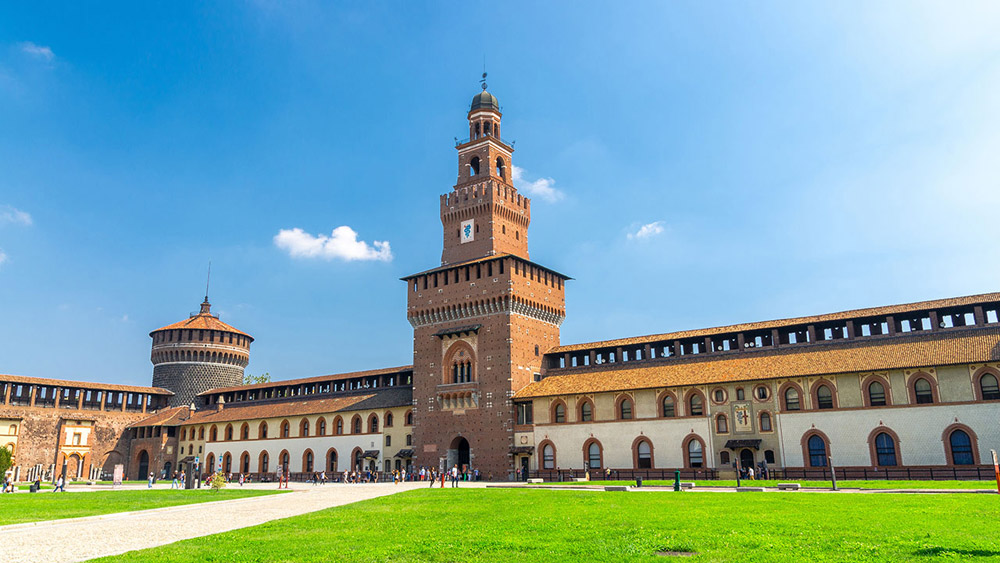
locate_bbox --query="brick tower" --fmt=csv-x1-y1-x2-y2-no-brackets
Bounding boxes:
149,299,253,407
404,79,568,479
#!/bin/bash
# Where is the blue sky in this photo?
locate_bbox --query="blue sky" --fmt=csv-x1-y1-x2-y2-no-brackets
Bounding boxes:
2,2,999,386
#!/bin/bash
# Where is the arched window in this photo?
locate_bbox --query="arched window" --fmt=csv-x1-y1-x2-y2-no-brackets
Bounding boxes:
334,417,344,435
198,427,205,440
281,451,290,472
181,428,187,441
224,425,233,441
469,156,481,176
874,432,897,466
496,157,505,179
868,381,887,406
542,444,555,469
949,430,974,465
579,401,593,422
317,419,326,436
258,422,268,439
981,373,1000,400
300,419,310,437
223,453,232,473
914,378,934,404
206,453,215,472
716,414,728,433
619,398,633,420
755,386,769,400
553,403,566,423
586,442,602,469
385,413,394,427
405,410,414,425
720,451,730,465
784,388,800,411
807,435,827,467
635,440,652,469
687,439,704,468
240,423,249,440
210,426,218,442
352,416,361,434
259,451,269,473
328,449,338,473
759,412,772,432
304,450,314,473
369,415,379,433
281,421,290,438
713,389,725,403
661,395,675,418
816,385,834,409
688,393,703,416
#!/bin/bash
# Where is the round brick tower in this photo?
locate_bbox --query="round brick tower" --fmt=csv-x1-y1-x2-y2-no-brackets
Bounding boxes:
149,299,253,407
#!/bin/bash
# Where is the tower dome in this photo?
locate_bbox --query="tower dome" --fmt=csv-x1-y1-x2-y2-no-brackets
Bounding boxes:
149,299,253,407
470,90,500,112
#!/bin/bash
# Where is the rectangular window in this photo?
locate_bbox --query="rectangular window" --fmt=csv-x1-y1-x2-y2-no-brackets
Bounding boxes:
516,403,533,425
385,435,391,447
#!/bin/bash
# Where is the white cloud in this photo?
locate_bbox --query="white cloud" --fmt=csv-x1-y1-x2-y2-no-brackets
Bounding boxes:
0,249,6,267
0,205,32,226
628,221,665,240
274,226,393,262
511,165,564,203
19,42,54,62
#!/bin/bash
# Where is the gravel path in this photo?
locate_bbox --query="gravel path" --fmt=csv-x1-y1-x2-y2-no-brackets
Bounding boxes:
1,481,479,563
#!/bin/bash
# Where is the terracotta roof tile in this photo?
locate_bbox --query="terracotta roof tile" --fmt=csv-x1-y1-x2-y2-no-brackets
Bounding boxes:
516,327,1000,398
197,365,414,396
0,374,173,395
130,406,191,427
150,312,252,339
180,388,412,425
552,292,1000,353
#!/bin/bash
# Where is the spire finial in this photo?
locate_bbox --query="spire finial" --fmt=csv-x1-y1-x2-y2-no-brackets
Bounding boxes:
480,58,487,91
204,261,211,303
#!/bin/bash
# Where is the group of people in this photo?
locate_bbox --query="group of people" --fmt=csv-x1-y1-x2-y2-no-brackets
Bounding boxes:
739,463,770,480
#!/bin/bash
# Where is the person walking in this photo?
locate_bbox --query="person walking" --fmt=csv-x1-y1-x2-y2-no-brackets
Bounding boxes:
450,465,459,488
53,476,65,492
147,472,154,489
239,473,245,487
171,471,179,489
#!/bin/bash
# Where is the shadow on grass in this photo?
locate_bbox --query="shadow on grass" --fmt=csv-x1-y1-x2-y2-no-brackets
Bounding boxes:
914,547,1000,557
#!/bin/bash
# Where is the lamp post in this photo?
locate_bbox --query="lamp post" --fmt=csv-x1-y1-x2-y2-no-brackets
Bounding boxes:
829,456,838,491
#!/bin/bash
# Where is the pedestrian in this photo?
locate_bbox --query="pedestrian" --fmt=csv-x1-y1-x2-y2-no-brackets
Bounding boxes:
748,465,755,480
239,473,245,487
53,476,65,492
450,465,459,488
321,471,326,485
148,472,154,488
171,471,179,489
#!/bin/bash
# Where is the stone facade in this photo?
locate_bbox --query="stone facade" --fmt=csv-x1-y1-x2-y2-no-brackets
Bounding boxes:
152,363,244,409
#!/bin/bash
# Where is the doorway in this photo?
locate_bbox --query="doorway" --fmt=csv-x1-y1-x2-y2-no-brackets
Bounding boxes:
137,450,149,480
448,437,470,470
739,449,755,472
520,456,530,481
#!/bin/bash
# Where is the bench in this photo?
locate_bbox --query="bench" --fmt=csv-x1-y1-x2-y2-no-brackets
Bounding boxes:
680,482,695,489
604,486,630,492
527,478,544,484
736,487,766,492
571,477,589,482
777,483,801,490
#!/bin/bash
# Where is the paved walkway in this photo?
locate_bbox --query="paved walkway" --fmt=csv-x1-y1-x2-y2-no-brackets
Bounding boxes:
1,481,482,563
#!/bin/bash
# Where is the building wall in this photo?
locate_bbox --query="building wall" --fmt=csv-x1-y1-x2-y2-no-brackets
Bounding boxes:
152,363,244,408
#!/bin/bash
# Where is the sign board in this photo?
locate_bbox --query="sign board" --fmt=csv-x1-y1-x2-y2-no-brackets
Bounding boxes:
113,464,124,487
460,219,474,243
733,402,753,433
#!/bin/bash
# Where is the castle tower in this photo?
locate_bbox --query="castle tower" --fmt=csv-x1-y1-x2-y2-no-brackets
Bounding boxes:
149,299,253,407
405,81,568,479
440,79,529,265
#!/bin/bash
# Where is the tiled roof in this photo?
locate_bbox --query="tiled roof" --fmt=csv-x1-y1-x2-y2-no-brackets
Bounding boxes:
552,292,1000,353
130,406,191,427
197,365,414,396
401,253,571,281
515,327,1000,398
0,374,173,395
150,302,252,339
180,387,413,425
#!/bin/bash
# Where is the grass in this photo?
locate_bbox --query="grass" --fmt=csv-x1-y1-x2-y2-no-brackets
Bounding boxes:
0,489,285,526
530,479,999,490
91,488,1000,562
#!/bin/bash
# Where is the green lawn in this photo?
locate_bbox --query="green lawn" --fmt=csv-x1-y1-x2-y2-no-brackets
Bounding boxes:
531,479,998,490
92,488,1000,562
0,489,285,526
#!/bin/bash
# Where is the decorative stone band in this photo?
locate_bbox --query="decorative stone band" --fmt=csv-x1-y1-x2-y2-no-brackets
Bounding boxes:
408,298,564,328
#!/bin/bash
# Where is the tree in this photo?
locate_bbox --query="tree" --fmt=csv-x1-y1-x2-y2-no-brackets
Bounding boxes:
0,447,11,478
209,471,227,492
243,372,271,385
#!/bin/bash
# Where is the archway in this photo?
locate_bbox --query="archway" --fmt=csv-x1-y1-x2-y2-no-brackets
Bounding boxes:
448,436,471,470
163,461,172,479
66,454,82,480
739,449,755,472
137,450,149,480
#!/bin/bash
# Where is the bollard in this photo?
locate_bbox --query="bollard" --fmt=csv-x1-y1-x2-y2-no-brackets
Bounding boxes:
636,476,643,488
673,470,681,492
